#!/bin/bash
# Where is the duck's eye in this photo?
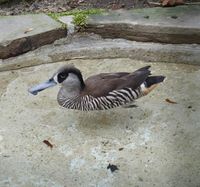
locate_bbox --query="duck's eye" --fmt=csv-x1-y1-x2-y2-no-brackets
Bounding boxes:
60,74,66,79
58,72,68,83
59,73,67,78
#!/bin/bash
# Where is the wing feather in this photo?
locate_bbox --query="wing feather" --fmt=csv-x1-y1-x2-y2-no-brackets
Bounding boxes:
83,66,151,97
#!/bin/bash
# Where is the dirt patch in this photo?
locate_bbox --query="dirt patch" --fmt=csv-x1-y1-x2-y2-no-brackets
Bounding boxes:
1,0,199,16
1,0,198,16
0,0,149,16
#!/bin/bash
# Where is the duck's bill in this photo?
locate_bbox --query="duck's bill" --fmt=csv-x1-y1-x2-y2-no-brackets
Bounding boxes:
28,79,57,95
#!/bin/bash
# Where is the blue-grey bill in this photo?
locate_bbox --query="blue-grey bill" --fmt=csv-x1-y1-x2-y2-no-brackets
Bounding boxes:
28,79,57,95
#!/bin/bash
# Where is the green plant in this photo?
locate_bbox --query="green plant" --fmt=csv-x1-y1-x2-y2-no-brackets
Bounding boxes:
73,13,87,26
48,9,104,27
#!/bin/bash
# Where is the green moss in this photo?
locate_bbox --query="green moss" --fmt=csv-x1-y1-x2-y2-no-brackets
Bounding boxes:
48,9,104,27
73,13,87,26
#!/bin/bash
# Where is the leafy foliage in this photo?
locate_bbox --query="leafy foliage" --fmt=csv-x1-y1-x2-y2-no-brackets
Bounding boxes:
48,9,104,26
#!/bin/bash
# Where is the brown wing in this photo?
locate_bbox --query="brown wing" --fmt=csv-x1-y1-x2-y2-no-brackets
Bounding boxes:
86,72,130,80
82,66,151,97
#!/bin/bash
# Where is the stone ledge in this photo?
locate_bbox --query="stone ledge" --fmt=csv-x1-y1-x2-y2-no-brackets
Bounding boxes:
0,14,67,59
0,34,199,72
83,5,200,44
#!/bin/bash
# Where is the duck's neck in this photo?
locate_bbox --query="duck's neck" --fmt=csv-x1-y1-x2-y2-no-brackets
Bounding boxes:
57,86,81,106
57,73,84,106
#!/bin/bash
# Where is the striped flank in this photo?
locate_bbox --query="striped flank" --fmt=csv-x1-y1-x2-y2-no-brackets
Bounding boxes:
59,87,143,111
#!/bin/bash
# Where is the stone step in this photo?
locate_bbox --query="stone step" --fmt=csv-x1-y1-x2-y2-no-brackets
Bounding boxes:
0,33,199,72
83,5,200,44
0,14,67,59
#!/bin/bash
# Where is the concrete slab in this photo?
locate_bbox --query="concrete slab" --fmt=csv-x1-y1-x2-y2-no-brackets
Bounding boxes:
0,33,199,72
0,14,67,59
84,5,200,44
0,59,200,187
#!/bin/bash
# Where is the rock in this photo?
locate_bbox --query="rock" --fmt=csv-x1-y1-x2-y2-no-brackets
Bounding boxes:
84,5,200,44
1,58,200,187
1,33,199,72
0,14,67,59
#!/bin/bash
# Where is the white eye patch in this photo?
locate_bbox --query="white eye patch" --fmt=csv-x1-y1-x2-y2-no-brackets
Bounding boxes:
53,74,59,83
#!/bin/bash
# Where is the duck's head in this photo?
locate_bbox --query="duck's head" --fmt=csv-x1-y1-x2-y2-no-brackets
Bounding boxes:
28,65,85,95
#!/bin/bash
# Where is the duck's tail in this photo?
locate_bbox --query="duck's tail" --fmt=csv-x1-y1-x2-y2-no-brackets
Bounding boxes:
146,76,165,87
141,76,166,95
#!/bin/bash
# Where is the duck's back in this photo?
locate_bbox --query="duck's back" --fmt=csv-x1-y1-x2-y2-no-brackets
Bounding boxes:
82,67,151,97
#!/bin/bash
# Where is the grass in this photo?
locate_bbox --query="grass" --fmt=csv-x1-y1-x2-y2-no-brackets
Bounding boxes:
48,9,104,27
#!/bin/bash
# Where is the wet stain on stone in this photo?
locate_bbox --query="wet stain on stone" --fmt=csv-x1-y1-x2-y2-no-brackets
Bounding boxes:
171,15,178,19
101,141,109,146
138,176,143,181
173,133,177,136
3,155,10,158
107,163,119,172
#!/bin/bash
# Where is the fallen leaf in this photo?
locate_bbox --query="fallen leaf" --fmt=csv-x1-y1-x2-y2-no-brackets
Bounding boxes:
43,140,53,148
161,0,184,6
165,98,177,104
24,28,34,34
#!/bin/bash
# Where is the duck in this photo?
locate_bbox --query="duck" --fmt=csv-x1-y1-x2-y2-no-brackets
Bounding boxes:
28,65,165,111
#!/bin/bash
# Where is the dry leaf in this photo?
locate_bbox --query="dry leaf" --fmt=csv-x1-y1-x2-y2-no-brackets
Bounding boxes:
24,28,34,34
43,140,53,148
161,0,184,6
165,98,177,104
